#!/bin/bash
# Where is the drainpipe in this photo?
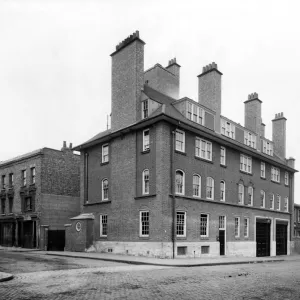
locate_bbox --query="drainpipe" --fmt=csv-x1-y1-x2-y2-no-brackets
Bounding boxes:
84,152,89,204
171,128,177,259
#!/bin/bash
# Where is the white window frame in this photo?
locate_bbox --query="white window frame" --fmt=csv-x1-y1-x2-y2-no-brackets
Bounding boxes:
195,138,212,161
142,169,149,195
238,184,244,204
220,146,226,166
221,119,235,139
187,102,192,120
139,211,149,237
100,214,108,237
192,174,201,198
142,100,148,119
262,140,273,156
244,131,257,149
261,162,265,178
270,194,274,210
244,218,249,238
234,217,240,238
102,178,109,201
206,177,214,200
276,194,281,211
175,129,185,152
143,129,150,151
219,216,226,230
220,180,225,202
175,170,185,195
200,213,209,237
176,211,186,237
284,197,288,212
186,102,205,125
240,154,252,174
248,186,253,206
285,172,289,185
271,167,280,183
22,170,27,186
102,144,109,163
260,190,265,208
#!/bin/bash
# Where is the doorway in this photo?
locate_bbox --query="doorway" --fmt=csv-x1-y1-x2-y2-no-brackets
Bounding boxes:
219,230,225,255
256,221,270,257
276,223,287,255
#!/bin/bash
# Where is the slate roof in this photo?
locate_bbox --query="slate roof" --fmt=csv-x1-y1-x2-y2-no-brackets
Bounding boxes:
0,149,43,167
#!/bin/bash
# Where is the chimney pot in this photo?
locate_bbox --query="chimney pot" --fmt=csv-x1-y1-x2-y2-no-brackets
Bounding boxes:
69,143,73,149
63,141,66,148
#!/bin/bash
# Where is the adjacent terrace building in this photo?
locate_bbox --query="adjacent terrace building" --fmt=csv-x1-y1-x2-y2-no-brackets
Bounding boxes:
66,31,297,258
0,142,80,250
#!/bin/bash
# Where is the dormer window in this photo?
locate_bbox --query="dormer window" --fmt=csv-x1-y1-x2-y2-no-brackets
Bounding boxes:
244,131,256,149
142,100,148,119
185,102,204,125
221,119,235,139
262,140,273,156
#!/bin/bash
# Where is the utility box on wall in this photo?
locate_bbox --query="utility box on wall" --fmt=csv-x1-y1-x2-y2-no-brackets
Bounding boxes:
64,213,94,252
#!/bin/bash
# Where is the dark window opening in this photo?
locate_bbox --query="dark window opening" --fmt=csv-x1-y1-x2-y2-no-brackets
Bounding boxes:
24,197,32,212
177,246,187,255
201,246,210,254
1,199,5,214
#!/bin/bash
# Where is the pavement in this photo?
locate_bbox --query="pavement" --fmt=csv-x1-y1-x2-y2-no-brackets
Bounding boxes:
1,246,299,283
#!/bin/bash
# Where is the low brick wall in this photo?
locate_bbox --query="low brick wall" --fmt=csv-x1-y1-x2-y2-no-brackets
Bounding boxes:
293,238,300,254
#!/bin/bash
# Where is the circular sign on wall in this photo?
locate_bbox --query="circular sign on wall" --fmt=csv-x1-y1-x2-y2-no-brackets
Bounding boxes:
75,221,82,232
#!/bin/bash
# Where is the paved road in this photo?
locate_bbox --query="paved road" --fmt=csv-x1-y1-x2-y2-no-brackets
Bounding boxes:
0,251,300,299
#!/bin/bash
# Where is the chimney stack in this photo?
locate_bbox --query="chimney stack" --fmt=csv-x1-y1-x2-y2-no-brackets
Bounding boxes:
110,30,145,131
272,112,286,159
261,122,265,138
197,62,222,133
244,92,262,135
69,143,73,149
166,58,180,80
287,157,295,169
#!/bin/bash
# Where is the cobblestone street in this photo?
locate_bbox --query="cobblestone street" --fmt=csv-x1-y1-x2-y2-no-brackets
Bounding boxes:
1,251,300,299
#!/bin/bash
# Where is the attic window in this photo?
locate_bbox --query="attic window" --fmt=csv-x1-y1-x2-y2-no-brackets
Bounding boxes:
142,100,148,119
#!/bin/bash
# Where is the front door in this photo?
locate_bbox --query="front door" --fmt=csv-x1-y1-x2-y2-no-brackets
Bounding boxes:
23,221,34,248
256,221,270,257
276,223,287,255
219,230,225,255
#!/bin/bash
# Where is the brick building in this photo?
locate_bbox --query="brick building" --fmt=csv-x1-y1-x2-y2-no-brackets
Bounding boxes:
66,31,297,258
0,142,80,250
294,204,300,237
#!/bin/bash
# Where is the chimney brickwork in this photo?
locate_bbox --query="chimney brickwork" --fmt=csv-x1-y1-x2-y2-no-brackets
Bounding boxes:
111,31,145,131
198,62,222,133
244,93,262,135
272,112,286,159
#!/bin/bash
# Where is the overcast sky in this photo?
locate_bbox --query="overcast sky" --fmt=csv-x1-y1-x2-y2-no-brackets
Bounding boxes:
0,0,299,203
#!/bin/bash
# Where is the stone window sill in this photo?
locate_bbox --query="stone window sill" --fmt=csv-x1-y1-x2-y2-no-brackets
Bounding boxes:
141,149,150,154
195,156,213,164
84,200,111,206
220,164,227,168
240,170,253,176
271,180,280,185
135,194,156,200
100,161,109,166
175,150,186,156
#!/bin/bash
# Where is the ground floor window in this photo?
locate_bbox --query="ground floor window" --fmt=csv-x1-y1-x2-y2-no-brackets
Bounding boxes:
100,215,107,237
140,211,149,237
235,217,240,238
200,214,209,237
176,212,186,237
244,218,249,238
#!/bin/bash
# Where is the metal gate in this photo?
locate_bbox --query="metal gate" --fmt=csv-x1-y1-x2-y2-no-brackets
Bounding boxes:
276,223,287,255
256,221,270,257
48,230,65,251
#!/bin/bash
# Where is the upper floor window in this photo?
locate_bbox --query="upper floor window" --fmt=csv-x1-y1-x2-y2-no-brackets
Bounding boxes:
200,214,209,237
100,214,108,237
220,180,225,201
140,211,149,237
176,211,186,237
186,102,204,125
8,173,14,187
22,170,27,187
220,147,226,166
240,154,252,174
238,184,244,204
102,144,109,163
195,138,212,161
1,199,5,214
260,190,265,208
175,170,185,195
206,177,214,200
262,140,273,156
143,129,150,151
247,186,253,206
270,194,274,210
9,198,13,214
271,167,280,183
1,175,5,189
284,197,288,212
142,169,149,195
142,100,148,119
24,196,32,211
276,194,281,211
221,119,235,139
30,167,36,184
193,174,201,198
234,217,240,238
298,209,300,222
244,131,256,149
102,179,109,200
175,130,185,152
261,162,265,178
285,172,289,185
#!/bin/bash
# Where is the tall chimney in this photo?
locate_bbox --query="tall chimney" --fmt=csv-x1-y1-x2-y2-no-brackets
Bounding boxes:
166,58,180,80
261,122,265,138
110,31,145,131
272,112,286,159
244,93,262,135
197,62,222,133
